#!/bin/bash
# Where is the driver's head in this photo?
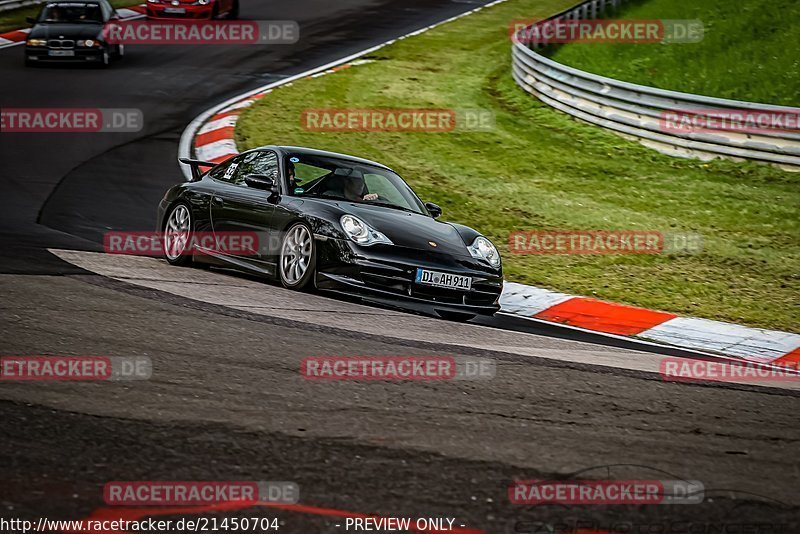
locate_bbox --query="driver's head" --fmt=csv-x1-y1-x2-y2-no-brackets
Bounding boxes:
345,174,365,196
286,161,296,180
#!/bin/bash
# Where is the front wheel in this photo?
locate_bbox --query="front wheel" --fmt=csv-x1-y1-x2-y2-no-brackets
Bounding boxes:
279,223,316,289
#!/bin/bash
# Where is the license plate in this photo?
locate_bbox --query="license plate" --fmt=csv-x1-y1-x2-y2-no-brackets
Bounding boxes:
164,7,186,13
48,50,74,57
415,269,472,290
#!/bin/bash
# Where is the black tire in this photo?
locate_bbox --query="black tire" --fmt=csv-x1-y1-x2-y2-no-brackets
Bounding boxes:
163,202,194,266
278,223,316,290
436,311,476,322
228,0,239,19
211,2,219,19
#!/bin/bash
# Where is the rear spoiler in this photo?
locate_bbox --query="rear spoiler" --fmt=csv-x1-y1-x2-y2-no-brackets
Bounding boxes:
179,157,216,181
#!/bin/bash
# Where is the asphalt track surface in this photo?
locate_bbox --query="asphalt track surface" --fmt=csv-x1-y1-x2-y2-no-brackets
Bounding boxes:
1,0,799,532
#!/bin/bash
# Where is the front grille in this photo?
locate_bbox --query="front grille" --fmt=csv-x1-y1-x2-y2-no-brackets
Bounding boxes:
48,39,75,49
360,267,501,306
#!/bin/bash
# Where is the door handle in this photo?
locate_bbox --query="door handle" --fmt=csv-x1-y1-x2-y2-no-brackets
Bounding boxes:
211,196,224,206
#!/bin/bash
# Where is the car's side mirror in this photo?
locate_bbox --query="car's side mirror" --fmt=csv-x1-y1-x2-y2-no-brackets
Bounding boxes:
26,16,36,24
245,174,278,193
425,202,442,218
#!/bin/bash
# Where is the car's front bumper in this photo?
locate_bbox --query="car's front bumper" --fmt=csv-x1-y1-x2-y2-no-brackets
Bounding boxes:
314,237,503,316
26,47,105,63
146,4,215,19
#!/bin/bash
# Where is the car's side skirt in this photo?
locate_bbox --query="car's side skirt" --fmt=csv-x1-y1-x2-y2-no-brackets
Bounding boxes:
194,245,276,278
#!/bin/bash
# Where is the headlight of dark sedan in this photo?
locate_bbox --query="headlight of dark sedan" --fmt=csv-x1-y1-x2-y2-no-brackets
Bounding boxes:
468,236,501,268
27,39,47,47
340,215,393,246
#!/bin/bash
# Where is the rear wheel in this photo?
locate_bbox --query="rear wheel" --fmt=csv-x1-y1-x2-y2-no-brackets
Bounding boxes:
163,203,194,266
436,311,475,322
228,0,239,19
279,223,316,289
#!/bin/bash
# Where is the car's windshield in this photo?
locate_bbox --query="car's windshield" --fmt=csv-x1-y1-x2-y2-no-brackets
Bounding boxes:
286,152,427,215
39,2,103,23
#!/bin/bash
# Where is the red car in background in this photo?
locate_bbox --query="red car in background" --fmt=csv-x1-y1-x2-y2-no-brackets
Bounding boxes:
146,0,239,19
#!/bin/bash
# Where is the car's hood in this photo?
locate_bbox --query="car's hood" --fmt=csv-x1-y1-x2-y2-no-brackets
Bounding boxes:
28,23,103,40
337,202,472,256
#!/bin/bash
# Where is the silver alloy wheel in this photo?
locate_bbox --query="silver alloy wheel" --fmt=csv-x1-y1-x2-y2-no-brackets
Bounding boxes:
280,225,312,285
164,204,191,260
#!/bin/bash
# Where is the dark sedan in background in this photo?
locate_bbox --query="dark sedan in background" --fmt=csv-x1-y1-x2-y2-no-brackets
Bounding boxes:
159,146,503,321
25,0,124,66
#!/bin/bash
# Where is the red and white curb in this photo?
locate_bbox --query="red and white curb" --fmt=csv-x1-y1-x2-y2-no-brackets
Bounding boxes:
179,0,800,367
500,283,800,365
0,4,145,50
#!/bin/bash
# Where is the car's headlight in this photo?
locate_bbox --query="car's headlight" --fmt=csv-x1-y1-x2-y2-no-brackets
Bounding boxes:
468,236,501,268
340,215,393,246
77,39,99,47
27,39,47,47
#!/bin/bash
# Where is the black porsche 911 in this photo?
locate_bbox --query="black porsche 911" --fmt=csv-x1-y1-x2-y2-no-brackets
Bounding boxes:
158,146,503,321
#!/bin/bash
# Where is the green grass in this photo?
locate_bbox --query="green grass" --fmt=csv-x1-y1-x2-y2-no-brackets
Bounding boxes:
0,0,143,34
236,0,800,332
548,0,800,106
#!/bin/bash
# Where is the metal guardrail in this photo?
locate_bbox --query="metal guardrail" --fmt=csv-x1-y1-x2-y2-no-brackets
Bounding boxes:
511,0,800,170
0,0,46,13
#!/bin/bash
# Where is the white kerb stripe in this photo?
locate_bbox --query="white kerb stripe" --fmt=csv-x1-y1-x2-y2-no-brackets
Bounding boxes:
198,115,239,135
499,282,574,316
195,139,238,162
640,317,800,363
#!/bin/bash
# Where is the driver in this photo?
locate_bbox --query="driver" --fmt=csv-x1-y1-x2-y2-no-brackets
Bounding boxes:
344,174,378,202
286,161,298,192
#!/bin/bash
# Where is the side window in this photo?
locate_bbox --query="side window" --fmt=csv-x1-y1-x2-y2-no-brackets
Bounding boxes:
232,151,279,187
207,156,242,183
